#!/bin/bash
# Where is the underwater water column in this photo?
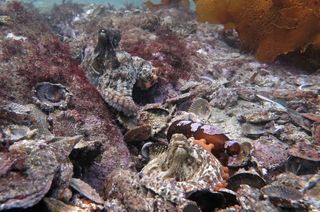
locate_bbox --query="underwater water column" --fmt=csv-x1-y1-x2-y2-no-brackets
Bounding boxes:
21,0,158,9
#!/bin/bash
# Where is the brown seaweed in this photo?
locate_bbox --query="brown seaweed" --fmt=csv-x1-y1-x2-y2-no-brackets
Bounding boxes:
195,0,320,63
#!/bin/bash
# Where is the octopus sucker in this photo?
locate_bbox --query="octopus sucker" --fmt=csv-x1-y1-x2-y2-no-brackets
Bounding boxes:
194,138,214,153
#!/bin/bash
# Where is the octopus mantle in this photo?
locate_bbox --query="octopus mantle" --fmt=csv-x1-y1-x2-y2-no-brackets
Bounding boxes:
140,134,227,205
82,50,156,116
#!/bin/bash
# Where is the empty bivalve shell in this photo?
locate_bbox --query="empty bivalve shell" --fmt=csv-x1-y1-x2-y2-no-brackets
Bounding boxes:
33,82,72,112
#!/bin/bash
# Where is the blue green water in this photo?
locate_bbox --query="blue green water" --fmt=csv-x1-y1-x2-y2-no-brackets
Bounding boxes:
22,0,161,9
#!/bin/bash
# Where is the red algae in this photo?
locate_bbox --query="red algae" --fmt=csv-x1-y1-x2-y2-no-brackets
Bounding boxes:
0,2,132,195
1,40,24,61
123,29,194,85
8,1,25,13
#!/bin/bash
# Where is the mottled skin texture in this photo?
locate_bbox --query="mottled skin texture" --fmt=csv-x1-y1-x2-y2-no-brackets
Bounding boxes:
140,134,227,205
82,28,121,84
97,52,140,115
167,120,241,165
82,29,157,116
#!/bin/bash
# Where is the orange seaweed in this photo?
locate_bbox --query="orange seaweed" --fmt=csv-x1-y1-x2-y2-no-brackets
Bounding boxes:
195,0,320,62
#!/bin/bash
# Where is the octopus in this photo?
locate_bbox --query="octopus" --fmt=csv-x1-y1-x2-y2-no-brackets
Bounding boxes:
167,120,241,164
81,28,158,116
140,133,229,205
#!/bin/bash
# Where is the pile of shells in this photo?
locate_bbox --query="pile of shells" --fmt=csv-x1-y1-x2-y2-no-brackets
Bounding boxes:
1,2,320,211
0,101,106,211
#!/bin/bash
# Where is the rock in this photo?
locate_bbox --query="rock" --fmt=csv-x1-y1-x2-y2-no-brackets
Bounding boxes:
227,169,266,191
236,185,278,212
1,1,320,211
210,87,238,109
70,178,104,204
44,198,85,212
251,136,289,172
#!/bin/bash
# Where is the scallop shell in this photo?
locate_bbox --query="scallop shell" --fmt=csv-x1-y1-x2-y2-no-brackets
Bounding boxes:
141,141,168,160
241,123,274,138
123,125,152,143
227,169,266,191
179,81,200,93
251,136,289,171
44,198,84,212
228,142,252,167
218,188,238,207
312,122,320,144
303,174,320,210
116,113,138,130
236,185,278,212
288,109,312,132
178,201,201,212
186,189,226,210
188,98,211,120
288,142,320,162
138,106,171,135
261,185,306,209
2,125,37,142
262,185,303,200
70,178,104,204
286,143,320,175
240,110,279,124
0,16,13,26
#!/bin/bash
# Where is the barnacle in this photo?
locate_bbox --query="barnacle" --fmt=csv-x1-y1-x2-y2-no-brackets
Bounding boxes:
32,82,72,112
144,0,190,9
195,0,320,62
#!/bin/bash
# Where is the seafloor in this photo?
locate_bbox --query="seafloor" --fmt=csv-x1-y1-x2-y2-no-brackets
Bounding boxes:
0,1,319,212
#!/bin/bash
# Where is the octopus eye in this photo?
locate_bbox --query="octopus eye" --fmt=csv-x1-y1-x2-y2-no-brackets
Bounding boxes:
98,29,108,38
225,140,241,156
144,74,152,81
